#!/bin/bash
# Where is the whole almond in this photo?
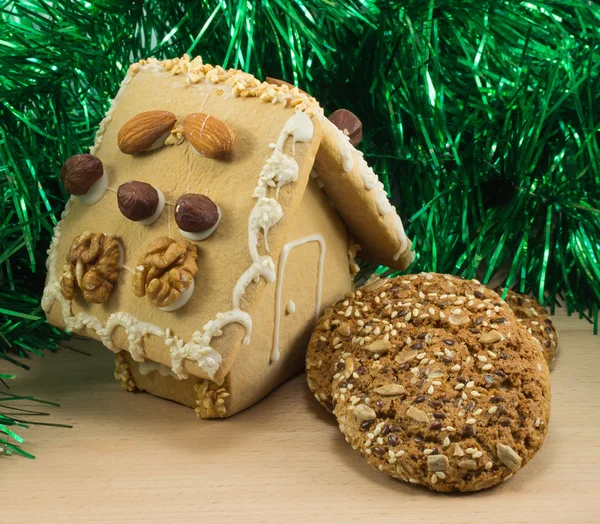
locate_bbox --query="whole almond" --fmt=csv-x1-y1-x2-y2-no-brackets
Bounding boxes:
60,154,104,195
118,110,177,154
184,113,234,159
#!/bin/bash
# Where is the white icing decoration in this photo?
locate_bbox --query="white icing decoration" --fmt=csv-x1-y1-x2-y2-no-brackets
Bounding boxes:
138,188,165,226
42,111,313,379
78,172,108,205
159,279,195,312
178,205,221,241
253,149,299,199
275,112,314,153
233,112,312,309
232,258,276,309
166,309,251,379
333,126,354,172
102,312,165,362
138,360,179,378
249,198,283,252
271,234,325,362
358,161,393,215
286,300,296,314
356,151,409,258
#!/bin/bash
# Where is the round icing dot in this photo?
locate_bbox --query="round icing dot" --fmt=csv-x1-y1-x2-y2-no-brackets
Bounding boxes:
159,279,195,312
178,206,222,241
286,300,296,314
78,171,108,205
138,188,165,226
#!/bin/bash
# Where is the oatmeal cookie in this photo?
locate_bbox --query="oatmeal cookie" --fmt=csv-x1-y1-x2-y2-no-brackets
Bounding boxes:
496,288,558,370
306,280,389,412
313,273,551,491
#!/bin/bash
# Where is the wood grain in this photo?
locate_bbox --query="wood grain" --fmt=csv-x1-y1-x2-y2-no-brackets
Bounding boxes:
3,308,599,523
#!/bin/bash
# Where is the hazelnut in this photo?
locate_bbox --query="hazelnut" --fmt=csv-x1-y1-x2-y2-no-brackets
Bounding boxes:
175,194,220,240
117,181,160,222
60,154,104,196
328,109,363,147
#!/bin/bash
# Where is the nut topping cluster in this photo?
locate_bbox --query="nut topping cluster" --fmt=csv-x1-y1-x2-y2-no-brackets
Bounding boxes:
265,76,309,96
60,232,121,304
133,237,198,308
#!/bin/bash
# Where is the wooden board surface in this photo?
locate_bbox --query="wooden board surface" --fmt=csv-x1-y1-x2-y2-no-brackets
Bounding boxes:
3,308,599,523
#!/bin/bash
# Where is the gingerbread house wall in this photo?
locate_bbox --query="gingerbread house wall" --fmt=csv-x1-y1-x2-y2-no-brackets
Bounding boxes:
43,67,325,383
124,177,352,416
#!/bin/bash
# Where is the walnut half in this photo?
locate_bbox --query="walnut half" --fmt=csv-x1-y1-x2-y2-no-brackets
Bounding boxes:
133,236,198,308
60,232,121,304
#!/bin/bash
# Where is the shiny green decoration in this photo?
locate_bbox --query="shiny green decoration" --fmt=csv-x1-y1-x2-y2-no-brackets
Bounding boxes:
1,1,598,457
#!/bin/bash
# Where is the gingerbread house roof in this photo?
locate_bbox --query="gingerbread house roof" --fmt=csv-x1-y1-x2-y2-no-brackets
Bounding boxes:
116,55,413,271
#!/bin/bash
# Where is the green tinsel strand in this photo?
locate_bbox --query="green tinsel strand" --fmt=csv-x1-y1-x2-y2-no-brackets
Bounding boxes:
0,0,598,457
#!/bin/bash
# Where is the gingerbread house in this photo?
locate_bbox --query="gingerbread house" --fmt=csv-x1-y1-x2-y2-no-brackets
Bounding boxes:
42,55,413,418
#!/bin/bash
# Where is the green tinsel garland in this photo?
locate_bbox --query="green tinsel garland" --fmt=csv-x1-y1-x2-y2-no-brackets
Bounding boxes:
1,0,598,457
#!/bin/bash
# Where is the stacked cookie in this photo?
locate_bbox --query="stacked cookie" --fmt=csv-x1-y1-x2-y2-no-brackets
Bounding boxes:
496,288,558,370
306,273,553,492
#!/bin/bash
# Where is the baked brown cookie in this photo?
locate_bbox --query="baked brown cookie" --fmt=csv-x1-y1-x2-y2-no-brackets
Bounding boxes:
306,346,340,413
315,273,550,492
496,288,558,370
307,280,388,412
